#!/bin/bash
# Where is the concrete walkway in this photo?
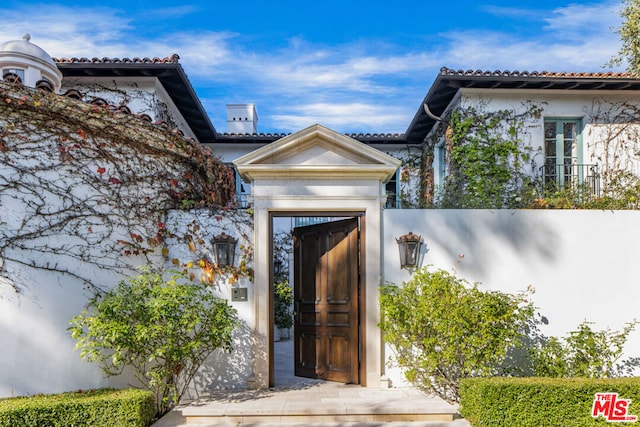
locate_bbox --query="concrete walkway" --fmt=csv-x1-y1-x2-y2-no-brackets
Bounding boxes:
152,340,471,427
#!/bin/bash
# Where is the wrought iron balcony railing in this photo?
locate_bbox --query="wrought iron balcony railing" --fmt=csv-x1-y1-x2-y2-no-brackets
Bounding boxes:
539,163,600,196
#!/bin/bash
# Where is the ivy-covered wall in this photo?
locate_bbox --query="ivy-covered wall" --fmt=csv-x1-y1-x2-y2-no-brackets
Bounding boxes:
0,81,237,396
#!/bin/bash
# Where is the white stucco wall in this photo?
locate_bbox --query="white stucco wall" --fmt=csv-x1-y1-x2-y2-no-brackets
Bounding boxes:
0,151,149,396
0,208,254,398
0,271,118,397
381,209,640,387
374,144,422,208
205,143,267,163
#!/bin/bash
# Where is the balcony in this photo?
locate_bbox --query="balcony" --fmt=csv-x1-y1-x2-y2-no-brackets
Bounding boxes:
539,163,600,196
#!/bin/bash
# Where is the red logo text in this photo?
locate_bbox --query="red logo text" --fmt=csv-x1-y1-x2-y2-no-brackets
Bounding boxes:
592,393,637,422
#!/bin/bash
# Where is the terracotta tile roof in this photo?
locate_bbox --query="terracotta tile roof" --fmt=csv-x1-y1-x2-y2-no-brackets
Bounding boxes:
219,132,290,139
439,67,636,79
347,132,404,139
53,54,180,64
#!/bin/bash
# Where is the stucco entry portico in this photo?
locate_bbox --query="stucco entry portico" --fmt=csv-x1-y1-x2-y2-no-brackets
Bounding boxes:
234,124,401,389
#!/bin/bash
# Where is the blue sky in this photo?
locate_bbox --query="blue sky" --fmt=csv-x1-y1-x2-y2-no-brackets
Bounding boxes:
0,0,627,134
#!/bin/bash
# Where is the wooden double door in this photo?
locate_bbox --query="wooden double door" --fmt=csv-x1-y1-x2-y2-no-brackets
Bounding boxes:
292,218,360,384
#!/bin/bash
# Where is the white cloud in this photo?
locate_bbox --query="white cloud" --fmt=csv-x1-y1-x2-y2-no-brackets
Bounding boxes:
271,103,411,132
480,5,544,19
0,5,132,57
145,32,236,71
438,1,623,72
144,5,199,19
437,29,620,72
182,39,437,96
543,1,621,41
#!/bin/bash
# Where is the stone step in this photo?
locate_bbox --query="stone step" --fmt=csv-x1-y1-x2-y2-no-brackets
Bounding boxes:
152,388,467,427
167,423,470,427
155,410,470,427
184,413,457,424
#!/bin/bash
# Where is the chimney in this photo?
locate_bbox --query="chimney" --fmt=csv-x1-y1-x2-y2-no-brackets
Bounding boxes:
226,104,258,134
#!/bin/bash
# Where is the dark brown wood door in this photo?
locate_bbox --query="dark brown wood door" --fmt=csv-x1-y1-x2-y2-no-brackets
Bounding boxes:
293,218,360,383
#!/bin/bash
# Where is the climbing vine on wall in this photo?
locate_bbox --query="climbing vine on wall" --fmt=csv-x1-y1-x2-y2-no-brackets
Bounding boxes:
165,210,254,287
428,103,543,209
581,98,640,209
61,81,181,132
387,145,423,208
0,81,234,294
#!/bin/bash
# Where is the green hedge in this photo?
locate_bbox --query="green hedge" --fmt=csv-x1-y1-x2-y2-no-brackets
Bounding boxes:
460,377,640,427
0,388,155,427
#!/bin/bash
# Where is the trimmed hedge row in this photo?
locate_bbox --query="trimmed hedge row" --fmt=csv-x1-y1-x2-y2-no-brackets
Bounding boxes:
0,388,155,427
459,377,640,427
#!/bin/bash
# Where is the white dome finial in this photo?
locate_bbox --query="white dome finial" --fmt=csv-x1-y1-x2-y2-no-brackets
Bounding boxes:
0,33,62,92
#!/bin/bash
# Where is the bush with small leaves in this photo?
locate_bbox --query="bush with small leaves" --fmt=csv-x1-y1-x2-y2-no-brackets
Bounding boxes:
379,267,535,403
69,266,238,416
529,320,640,379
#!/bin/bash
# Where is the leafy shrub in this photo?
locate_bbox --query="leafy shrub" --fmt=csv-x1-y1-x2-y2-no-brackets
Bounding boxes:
69,266,238,416
460,377,640,427
0,388,155,427
529,320,640,378
274,280,293,330
379,267,534,403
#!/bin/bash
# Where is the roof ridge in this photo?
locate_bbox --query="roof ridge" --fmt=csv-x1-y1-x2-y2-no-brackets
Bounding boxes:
439,67,637,79
53,54,180,64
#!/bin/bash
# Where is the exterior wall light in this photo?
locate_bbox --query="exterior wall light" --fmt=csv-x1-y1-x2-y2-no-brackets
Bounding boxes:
396,231,425,270
212,232,238,267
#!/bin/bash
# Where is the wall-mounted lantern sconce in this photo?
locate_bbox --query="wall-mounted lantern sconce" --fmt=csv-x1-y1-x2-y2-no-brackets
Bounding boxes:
396,231,425,270
211,232,237,267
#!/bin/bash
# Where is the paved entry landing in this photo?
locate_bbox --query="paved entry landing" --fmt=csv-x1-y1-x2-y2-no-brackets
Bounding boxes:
153,341,469,427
